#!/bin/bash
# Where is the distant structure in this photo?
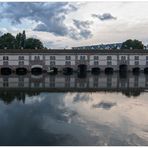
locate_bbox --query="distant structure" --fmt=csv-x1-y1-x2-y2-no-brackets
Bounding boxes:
72,43,122,50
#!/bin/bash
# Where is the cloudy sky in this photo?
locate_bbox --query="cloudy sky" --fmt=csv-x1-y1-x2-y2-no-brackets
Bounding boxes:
0,2,148,48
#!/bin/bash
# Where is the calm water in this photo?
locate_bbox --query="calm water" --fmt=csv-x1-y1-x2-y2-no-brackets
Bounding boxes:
0,73,148,146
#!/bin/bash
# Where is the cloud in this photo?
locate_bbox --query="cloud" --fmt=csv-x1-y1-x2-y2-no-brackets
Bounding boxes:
92,101,116,110
73,93,91,103
34,16,68,36
43,40,69,49
68,19,93,40
73,19,93,29
79,29,92,39
92,13,117,21
0,2,82,39
0,3,93,40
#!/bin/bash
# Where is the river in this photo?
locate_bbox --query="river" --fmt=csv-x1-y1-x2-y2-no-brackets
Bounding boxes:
0,72,148,145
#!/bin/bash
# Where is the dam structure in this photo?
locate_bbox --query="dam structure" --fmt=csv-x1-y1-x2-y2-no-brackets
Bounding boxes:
0,49,148,74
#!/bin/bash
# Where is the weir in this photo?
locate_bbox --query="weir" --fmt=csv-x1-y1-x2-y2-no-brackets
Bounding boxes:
0,49,148,74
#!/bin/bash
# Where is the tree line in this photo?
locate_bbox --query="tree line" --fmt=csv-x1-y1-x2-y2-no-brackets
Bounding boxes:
0,31,44,49
0,30,145,50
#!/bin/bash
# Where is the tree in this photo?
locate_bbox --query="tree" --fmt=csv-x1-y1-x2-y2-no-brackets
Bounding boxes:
0,33,16,49
25,38,44,49
21,30,26,48
16,30,26,49
0,31,44,49
121,39,144,49
16,33,22,49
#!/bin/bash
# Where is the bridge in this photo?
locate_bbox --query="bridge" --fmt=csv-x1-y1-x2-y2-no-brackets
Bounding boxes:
0,49,148,75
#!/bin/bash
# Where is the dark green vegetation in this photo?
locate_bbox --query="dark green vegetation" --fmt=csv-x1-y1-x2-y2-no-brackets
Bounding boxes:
121,39,144,49
0,31,44,49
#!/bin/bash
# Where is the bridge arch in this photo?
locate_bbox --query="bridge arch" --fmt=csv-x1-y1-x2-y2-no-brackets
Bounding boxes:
63,67,73,75
16,67,27,75
132,67,140,74
1,67,12,75
31,65,43,75
91,67,100,75
105,67,114,74
144,67,148,74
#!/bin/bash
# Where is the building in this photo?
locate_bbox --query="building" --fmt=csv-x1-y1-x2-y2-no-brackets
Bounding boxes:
0,49,148,74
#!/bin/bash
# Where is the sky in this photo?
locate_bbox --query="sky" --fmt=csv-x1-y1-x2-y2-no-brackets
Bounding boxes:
0,2,148,48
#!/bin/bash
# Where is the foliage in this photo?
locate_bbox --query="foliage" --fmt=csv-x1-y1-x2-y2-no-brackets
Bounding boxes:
121,39,144,49
0,33,16,49
16,30,26,49
25,38,44,49
0,30,44,49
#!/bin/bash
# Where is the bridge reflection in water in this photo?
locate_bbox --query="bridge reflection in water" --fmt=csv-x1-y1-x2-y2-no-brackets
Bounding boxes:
0,72,148,104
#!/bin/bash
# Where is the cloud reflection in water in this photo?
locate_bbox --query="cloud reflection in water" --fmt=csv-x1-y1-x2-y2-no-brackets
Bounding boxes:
0,91,148,145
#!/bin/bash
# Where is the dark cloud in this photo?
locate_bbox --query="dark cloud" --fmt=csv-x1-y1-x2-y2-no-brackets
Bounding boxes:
0,3,93,40
92,101,116,110
73,19,93,29
73,93,91,103
1,2,76,36
0,2,85,40
79,29,92,39
68,27,80,40
69,19,93,40
92,13,117,21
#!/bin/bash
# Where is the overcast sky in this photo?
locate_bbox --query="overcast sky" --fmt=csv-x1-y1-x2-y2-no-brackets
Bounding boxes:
0,2,148,48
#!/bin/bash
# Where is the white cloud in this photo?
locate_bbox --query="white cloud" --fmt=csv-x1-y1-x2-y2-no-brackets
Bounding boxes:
1,2,148,48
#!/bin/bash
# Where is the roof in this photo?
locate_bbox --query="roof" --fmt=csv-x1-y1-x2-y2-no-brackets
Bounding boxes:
0,49,148,54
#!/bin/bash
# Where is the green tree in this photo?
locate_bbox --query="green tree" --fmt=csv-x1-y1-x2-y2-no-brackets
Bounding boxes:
0,31,44,49
16,30,26,49
16,33,22,49
0,33,16,49
121,39,144,49
21,30,26,48
25,38,44,49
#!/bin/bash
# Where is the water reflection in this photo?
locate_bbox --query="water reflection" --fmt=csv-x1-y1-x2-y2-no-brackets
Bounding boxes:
0,72,148,104
0,73,148,145
92,101,117,110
